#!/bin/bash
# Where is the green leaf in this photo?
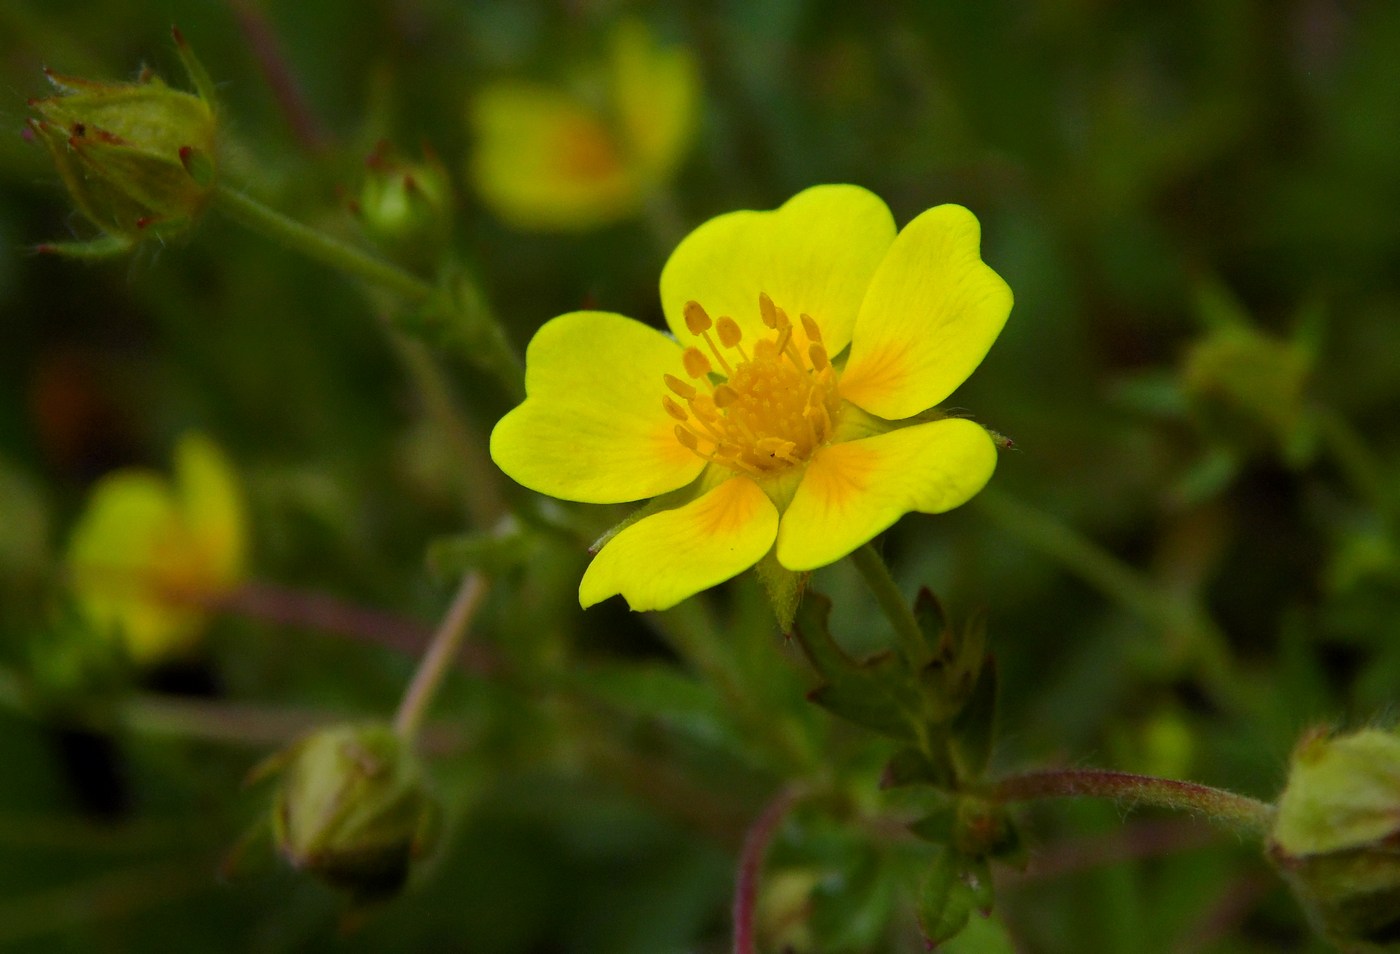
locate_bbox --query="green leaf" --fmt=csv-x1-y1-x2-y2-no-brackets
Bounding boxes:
949,655,998,781
883,745,957,790
918,849,976,947
793,593,920,741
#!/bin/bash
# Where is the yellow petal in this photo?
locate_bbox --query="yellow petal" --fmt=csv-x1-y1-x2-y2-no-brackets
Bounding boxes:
610,19,698,182
173,432,247,587
776,418,996,571
66,470,203,663
659,185,896,355
839,204,1012,420
491,311,705,503
468,83,638,231
580,475,778,610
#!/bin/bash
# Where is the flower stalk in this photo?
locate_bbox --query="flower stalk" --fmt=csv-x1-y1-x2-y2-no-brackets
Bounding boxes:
392,572,489,744
733,786,802,954
213,183,433,303
989,768,1274,836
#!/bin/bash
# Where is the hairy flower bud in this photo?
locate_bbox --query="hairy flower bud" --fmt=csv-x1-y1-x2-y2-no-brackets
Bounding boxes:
271,723,436,903
350,141,453,263
26,27,219,255
1269,727,1400,952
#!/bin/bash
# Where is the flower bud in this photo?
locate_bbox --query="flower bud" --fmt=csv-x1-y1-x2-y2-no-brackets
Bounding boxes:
271,723,436,903
350,141,453,263
1268,727,1400,952
26,28,219,254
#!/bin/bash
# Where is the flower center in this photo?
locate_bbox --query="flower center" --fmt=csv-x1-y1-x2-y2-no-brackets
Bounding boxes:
662,293,841,477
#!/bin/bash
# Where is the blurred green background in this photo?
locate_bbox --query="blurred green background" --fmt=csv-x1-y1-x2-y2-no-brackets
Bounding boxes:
3,0,1400,950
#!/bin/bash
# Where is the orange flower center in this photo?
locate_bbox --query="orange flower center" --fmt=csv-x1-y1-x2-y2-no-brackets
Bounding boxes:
662,293,841,477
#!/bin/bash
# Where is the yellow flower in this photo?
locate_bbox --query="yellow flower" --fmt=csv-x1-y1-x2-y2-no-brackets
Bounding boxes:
66,432,247,664
468,19,698,231
491,185,1012,611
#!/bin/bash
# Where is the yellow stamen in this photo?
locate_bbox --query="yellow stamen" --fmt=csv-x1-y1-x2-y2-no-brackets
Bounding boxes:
661,395,688,421
758,292,778,329
662,292,842,477
715,316,742,349
664,374,696,400
682,347,712,380
683,300,712,335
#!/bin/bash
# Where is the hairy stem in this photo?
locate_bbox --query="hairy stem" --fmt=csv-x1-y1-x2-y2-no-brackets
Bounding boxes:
214,183,434,302
990,768,1273,836
733,786,801,954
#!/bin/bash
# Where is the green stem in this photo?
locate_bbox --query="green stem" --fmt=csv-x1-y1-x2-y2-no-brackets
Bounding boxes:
213,183,434,302
393,572,489,743
850,543,927,666
990,768,1273,837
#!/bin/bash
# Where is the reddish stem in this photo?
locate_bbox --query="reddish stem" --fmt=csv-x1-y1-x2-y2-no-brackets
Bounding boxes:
733,786,800,954
990,769,1272,835
226,0,331,152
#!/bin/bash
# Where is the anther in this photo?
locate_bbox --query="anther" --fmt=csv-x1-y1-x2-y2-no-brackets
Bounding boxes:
715,316,743,349
758,292,778,329
809,343,829,371
712,385,738,408
683,300,712,335
674,425,700,451
682,347,713,379
661,396,689,421
800,313,822,345
664,374,696,399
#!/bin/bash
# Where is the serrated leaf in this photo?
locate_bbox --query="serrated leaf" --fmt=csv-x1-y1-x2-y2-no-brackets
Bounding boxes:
913,587,947,658
793,593,919,740
907,806,956,844
949,654,998,781
883,745,957,790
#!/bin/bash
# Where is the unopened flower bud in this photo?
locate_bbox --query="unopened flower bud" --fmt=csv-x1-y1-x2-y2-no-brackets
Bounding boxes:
350,141,453,262
26,28,219,254
1268,727,1400,952
271,723,436,903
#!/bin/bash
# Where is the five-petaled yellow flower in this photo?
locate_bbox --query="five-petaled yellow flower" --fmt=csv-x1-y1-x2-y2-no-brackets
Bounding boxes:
491,185,1012,611
468,19,697,232
66,432,248,664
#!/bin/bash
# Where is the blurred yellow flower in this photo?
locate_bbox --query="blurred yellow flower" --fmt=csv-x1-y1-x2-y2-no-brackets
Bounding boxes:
491,185,1012,611
66,432,247,664
468,20,698,231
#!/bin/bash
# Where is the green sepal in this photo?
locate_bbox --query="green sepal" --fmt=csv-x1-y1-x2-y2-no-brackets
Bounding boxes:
918,848,976,947
755,550,807,633
35,234,136,259
793,592,920,741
